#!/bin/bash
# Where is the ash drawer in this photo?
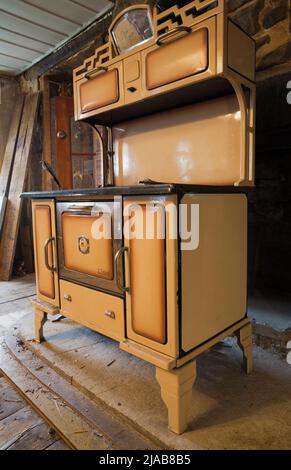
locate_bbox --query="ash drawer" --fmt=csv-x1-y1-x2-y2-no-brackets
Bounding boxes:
60,280,124,341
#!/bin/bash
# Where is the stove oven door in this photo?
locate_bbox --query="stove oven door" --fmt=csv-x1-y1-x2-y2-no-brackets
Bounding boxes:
57,200,123,296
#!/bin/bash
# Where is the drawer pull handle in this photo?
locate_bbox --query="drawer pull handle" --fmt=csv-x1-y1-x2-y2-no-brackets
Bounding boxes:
114,246,129,293
66,205,95,211
84,66,108,80
156,26,191,46
104,310,115,319
64,294,72,302
127,87,137,93
44,237,56,273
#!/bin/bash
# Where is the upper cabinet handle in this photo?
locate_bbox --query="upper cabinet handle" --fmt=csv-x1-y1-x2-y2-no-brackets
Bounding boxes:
156,26,192,46
84,66,108,80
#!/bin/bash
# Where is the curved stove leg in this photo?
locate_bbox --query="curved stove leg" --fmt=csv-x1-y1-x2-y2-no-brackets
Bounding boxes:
156,360,196,434
236,321,253,374
34,309,48,343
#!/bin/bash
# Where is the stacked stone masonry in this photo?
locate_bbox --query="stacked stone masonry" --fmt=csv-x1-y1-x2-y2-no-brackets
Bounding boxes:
228,0,291,71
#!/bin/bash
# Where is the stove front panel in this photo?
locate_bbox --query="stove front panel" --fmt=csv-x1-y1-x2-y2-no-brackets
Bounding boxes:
57,200,123,296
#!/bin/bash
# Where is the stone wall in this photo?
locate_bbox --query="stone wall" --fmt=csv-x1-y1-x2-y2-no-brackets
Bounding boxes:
228,0,291,72
111,0,291,75
227,0,291,293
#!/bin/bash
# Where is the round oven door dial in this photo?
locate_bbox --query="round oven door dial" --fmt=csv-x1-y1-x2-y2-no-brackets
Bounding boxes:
78,236,90,254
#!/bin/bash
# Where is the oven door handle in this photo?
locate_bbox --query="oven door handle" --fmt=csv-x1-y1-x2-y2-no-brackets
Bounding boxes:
44,237,56,273
66,205,95,211
114,246,129,293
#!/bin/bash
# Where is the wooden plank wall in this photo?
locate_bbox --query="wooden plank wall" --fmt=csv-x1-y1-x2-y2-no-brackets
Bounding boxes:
0,93,39,281
0,95,25,233
0,78,20,167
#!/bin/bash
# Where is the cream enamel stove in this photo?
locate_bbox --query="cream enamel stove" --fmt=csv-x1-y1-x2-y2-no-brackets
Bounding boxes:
24,0,255,434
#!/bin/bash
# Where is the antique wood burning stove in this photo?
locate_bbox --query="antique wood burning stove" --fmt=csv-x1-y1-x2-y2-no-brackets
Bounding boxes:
23,0,256,434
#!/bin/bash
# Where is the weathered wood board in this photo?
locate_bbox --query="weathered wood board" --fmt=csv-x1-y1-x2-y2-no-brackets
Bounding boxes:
3,325,160,450
0,376,68,450
40,76,53,192
0,195,6,234
0,93,39,281
0,343,112,450
0,95,25,234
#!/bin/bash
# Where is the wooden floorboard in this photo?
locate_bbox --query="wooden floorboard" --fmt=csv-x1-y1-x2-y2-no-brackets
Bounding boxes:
0,406,42,450
0,375,68,450
0,275,35,338
45,439,70,451
4,330,160,450
0,274,35,304
0,346,113,450
0,275,160,450
0,377,24,421
6,422,61,451
0,277,69,450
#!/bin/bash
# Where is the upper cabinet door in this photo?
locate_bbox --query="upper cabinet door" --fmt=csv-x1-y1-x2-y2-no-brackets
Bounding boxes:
32,200,59,307
142,18,216,98
146,28,208,90
75,63,124,120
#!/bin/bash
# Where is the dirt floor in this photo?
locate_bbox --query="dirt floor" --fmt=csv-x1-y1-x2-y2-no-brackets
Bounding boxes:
1,275,291,450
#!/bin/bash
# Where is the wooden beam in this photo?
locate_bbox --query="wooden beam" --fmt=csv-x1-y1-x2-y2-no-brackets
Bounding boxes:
0,95,25,233
55,96,74,189
0,93,39,281
39,76,52,191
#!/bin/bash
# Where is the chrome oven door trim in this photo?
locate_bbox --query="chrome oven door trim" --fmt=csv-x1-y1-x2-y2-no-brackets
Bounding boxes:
56,198,124,297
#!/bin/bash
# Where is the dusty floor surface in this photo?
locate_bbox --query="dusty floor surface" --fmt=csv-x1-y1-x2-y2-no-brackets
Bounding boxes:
0,274,35,337
249,290,291,333
1,275,291,450
0,275,69,450
19,315,291,450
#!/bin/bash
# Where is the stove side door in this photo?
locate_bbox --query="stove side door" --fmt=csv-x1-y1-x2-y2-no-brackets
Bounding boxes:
32,199,59,307
123,195,178,358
